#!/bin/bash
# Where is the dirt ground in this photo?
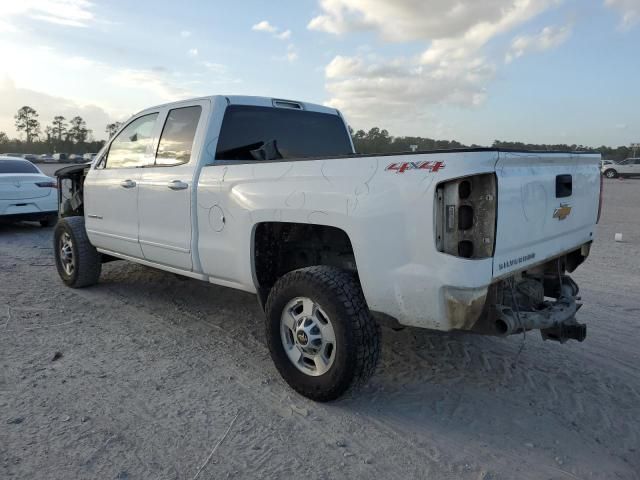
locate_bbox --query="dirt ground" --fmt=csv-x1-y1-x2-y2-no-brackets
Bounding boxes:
1,177,639,480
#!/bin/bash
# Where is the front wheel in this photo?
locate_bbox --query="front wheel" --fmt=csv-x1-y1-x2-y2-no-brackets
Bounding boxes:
265,266,380,401
54,216,101,288
604,169,617,178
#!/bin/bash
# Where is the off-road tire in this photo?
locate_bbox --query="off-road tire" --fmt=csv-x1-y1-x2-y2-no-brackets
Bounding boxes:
54,216,101,288
265,266,380,401
604,169,617,179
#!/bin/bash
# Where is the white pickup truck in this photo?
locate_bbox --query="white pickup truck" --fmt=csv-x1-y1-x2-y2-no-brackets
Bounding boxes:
53,95,602,401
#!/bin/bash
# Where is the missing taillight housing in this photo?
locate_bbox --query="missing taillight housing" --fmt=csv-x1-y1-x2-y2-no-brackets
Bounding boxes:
435,174,497,259
36,181,57,188
458,180,471,199
458,205,474,230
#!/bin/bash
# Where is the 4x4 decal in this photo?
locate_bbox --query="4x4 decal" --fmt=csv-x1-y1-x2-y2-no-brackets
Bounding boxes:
385,161,445,174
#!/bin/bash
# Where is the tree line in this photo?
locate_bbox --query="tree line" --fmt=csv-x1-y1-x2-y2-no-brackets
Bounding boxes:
0,105,633,161
350,127,634,161
0,106,122,155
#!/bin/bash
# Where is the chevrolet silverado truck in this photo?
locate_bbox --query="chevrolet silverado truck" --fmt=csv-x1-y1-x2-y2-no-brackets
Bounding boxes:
53,95,602,401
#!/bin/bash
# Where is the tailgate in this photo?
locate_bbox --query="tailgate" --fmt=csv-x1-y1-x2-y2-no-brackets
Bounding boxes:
493,152,600,277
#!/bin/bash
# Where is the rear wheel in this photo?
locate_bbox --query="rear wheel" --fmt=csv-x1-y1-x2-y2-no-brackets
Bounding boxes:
265,266,380,401
604,169,617,178
54,216,101,288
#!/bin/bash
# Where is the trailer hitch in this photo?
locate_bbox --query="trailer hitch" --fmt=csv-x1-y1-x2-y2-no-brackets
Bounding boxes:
494,282,586,342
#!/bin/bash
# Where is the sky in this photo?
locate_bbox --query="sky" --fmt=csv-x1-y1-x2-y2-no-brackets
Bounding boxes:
0,0,638,146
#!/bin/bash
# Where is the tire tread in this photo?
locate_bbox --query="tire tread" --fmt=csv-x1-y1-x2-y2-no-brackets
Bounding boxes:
54,216,101,288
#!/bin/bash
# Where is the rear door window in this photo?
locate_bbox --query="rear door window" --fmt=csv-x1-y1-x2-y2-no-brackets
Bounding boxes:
215,105,352,160
105,113,159,169
155,106,202,166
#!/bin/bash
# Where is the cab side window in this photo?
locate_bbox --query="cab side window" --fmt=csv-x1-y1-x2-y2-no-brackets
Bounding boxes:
155,106,202,166
105,113,158,169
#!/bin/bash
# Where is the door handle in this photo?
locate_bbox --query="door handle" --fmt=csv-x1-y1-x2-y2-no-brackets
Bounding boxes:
167,180,188,191
120,179,136,189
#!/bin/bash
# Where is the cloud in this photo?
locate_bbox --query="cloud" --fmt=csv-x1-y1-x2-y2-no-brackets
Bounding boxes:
252,20,277,33
200,61,227,72
0,0,95,28
324,53,493,132
286,44,298,62
252,20,292,40
0,39,240,138
313,0,562,131
108,68,194,102
505,24,572,63
188,48,199,57
309,0,559,42
180,30,192,37
253,20,298,62
0,76,115,140
605,0,640,29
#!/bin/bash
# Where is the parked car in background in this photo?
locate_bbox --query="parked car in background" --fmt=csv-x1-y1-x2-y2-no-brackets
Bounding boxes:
69,154,86,163
83,153,97,161
0,156,57,226
21,154,39,162
40,154,55,163
601,158,640,178
53,153,68,162
2,153,23,158
600,160,613,169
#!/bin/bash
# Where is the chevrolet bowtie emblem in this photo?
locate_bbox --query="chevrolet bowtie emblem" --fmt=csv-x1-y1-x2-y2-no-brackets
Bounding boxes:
553,203,572,221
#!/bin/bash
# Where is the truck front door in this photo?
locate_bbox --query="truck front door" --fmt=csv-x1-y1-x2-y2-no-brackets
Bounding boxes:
137,103,207,271
84,113,159,258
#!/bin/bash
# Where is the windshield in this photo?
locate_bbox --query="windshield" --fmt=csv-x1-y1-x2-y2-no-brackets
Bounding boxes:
215,105,353,160
0,159,40,174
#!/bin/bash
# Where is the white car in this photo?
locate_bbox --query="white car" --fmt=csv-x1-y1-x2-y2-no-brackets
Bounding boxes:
0,156,58,226
52,95,602,401
602,158,640,178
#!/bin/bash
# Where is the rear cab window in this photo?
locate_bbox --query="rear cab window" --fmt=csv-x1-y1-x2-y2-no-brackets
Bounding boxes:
155,106,202,166
215,105,352,161
0,160,39,174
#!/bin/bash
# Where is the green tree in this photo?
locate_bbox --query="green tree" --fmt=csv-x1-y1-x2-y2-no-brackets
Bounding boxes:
51,116,67,142
0,131,8,145
105,122,122,139
68,116,91,144
44,126,54,143
14,106,41,143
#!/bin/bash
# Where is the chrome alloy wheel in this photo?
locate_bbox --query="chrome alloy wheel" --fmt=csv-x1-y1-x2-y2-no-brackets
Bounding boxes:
59,232,74,276
280,297,336,376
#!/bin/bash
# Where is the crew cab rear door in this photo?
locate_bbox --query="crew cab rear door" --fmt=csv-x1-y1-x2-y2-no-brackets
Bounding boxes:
137,100,209,270
492,152,600,277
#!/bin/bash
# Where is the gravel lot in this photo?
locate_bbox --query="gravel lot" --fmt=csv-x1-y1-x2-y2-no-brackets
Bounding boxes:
1,177,639,480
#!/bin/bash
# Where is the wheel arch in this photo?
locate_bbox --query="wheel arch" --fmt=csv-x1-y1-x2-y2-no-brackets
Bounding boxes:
251,221,358,308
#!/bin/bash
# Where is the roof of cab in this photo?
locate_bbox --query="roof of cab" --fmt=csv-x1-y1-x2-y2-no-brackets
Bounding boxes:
132,95,340,118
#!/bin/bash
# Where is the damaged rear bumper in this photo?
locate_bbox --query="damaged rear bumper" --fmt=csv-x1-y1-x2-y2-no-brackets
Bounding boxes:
446,274,587,343
493,279,586,342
